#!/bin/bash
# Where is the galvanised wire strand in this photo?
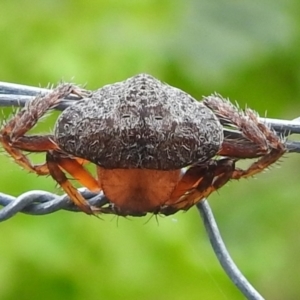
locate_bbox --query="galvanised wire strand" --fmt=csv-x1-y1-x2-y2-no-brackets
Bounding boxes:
197,200,264,300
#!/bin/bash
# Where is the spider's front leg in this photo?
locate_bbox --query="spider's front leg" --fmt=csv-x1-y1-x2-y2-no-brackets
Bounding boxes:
0,83,82,174
204,95,286,179
0,84,100,214
161,96,287,215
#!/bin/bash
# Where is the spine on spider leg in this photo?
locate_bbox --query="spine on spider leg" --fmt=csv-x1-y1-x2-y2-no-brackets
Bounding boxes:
203,94,242,126
204,94,286,177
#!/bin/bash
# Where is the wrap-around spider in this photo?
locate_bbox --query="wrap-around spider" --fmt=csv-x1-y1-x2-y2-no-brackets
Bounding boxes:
0,74,286,216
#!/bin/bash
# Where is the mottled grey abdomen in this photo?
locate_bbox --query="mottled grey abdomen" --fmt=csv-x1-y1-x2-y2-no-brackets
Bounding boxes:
54,74,223,170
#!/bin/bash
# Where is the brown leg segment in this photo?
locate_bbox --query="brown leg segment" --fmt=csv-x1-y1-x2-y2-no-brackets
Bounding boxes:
0,84,83,175
3,84,82,141
231,148,284,179
204,94,286,176
55,156,101,193
204,94,286,156
12,135,58,152
46,152,97,214
162,159,235,215
0,84,100,214
0,135,52,175
162,97,286,215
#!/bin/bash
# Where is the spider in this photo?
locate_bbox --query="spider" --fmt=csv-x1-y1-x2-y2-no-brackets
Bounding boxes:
0,74,286,216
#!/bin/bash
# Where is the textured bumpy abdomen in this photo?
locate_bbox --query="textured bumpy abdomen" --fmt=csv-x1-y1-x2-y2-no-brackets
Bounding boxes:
54,74,223,170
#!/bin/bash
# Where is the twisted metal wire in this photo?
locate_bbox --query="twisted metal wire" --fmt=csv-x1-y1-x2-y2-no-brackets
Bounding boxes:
196,201,264,300
0,188,110,221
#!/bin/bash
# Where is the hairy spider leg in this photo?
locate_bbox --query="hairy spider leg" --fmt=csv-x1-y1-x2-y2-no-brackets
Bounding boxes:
161,159,234,215
53,155,100,192
0,84,101,214
204,95,286,178
47,152,101,214
162,97,286,214
0,84,76,173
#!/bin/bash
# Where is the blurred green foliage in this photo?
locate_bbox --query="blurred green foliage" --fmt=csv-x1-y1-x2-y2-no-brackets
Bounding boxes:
1,0,300,299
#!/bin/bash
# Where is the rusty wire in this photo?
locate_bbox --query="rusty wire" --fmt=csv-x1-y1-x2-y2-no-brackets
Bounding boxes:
2,80,300,300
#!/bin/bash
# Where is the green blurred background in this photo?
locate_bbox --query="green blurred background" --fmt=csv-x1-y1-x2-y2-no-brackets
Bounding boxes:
1,0,300,299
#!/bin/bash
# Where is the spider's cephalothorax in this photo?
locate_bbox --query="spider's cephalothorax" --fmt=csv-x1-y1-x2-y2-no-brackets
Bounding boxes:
0,74,286,216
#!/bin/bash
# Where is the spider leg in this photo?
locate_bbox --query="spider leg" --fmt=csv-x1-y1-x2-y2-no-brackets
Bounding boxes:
0,135,56,175
204,95,286,175
0,84,101,213
162,159,234,215
0,84,83,174
1,133,101,213
12,135,58,152
161,97,287,215
53,154,101,192
2,83,83,140
46,152,93,214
